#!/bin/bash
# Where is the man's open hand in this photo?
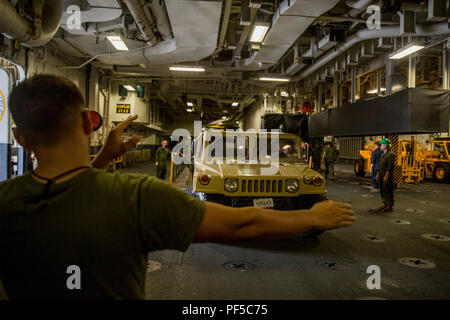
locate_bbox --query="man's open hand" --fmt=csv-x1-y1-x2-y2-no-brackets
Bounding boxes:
309,200,355,230
92,115,142,169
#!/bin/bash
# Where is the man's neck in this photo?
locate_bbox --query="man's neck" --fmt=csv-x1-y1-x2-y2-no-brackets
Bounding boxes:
33,139,91,179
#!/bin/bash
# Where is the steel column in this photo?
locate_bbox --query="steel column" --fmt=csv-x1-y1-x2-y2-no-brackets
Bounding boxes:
408,55,416,88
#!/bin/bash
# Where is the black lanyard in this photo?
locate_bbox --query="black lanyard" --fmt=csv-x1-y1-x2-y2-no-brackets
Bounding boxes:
31,166,91,198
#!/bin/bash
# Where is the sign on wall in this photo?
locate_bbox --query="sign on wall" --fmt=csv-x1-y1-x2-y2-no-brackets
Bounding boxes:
116,104,131,114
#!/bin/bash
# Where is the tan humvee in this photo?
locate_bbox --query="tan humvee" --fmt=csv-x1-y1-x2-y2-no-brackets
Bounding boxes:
191,131,327,229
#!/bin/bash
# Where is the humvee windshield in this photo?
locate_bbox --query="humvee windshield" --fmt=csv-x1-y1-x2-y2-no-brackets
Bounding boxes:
198,133,306,163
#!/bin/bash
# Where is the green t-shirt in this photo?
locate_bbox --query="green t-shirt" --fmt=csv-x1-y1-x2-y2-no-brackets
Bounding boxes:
155,147,171,163
323,146,337,162
0,168,205,299
378,150,395,177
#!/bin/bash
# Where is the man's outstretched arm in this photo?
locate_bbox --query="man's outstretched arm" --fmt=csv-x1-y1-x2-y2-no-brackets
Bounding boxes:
194,200,355,242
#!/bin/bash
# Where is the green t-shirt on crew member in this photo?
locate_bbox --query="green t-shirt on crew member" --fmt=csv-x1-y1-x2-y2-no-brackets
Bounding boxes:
155,147,171,164
378,150,395,178
0,168,205,299
323,145,337,162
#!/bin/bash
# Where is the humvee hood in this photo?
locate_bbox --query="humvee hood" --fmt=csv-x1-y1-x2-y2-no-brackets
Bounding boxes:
196,162,310,178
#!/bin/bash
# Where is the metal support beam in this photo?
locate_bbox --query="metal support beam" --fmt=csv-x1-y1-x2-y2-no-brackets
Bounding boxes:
216,0,232,52
376,68,382,95
351,66,357,103
443,42,449,90
332,75,338,108
408,55,416,88
240,0,251,26
317,83,323,111
398,10,416,35
386,58,392,95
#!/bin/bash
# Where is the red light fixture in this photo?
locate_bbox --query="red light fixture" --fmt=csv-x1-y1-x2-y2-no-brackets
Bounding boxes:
199,175,211,185
313,176,323,186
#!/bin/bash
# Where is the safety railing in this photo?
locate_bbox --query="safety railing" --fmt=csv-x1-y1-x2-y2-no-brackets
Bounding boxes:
170,152,186,184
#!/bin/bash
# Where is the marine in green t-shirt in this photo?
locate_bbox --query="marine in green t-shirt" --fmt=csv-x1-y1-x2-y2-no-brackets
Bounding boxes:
322,142,337,179
0,168,205,299
376,138,396,212
0,75,355,300
155,140,171,180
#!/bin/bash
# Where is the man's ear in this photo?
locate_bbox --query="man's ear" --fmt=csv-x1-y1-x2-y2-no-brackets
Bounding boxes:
12,128,32,151
81,109,93,135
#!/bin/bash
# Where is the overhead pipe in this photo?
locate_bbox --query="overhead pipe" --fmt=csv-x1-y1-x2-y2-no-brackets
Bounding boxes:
124,0,159,46
148,0,173,41
0,0,31,41
0,0,64,47
214,0,232,54
292,22,449,82
23,0,64,46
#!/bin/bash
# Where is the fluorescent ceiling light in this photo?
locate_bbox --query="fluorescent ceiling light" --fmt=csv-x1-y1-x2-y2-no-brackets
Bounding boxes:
367,88,386,94
186,108,193,112
250,23,270,43
169,65,205,72
186,102,194,107
222,116,227,119
123,85,135,91
106,36,129,51
232,102,239,107
259,76,290,82
389,44,424,59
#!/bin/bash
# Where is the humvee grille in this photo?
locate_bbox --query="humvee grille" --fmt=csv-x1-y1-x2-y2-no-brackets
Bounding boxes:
241,179,283,193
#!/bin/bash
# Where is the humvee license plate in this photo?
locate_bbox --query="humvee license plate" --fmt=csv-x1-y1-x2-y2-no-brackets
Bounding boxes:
253,198,274,208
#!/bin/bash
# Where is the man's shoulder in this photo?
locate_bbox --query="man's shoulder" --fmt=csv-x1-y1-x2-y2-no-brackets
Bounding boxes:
0,175,28,193
92,169,154,187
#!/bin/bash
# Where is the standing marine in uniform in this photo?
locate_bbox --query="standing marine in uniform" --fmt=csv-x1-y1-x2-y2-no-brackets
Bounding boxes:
376,138,395,212
370,141,382,190
155,139,170,180
322,141,337,179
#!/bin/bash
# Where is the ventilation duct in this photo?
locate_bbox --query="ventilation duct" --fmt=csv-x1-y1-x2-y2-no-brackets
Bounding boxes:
95,0,222,66
237,0,340,70
59,0,123,36
293,22,449,82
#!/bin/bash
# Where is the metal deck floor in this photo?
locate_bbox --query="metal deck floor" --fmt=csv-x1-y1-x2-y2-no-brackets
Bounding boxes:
142,163,450,300
1,163,448,300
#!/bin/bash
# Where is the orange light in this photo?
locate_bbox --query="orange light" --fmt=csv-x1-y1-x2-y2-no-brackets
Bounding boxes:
199,175,211,185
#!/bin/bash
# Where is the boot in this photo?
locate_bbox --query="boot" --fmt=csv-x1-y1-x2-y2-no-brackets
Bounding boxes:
382,205,393,212
375,204,387,211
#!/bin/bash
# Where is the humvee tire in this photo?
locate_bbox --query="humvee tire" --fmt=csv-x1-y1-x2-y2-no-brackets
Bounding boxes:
354,158,365,177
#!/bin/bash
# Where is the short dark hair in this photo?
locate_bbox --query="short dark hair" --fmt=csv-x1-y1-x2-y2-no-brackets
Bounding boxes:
374,141,380,146
9,74,85,146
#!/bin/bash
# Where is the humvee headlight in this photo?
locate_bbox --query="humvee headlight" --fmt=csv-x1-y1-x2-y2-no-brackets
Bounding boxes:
303,176,313,185
224,178,239,192
285,179,299,193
